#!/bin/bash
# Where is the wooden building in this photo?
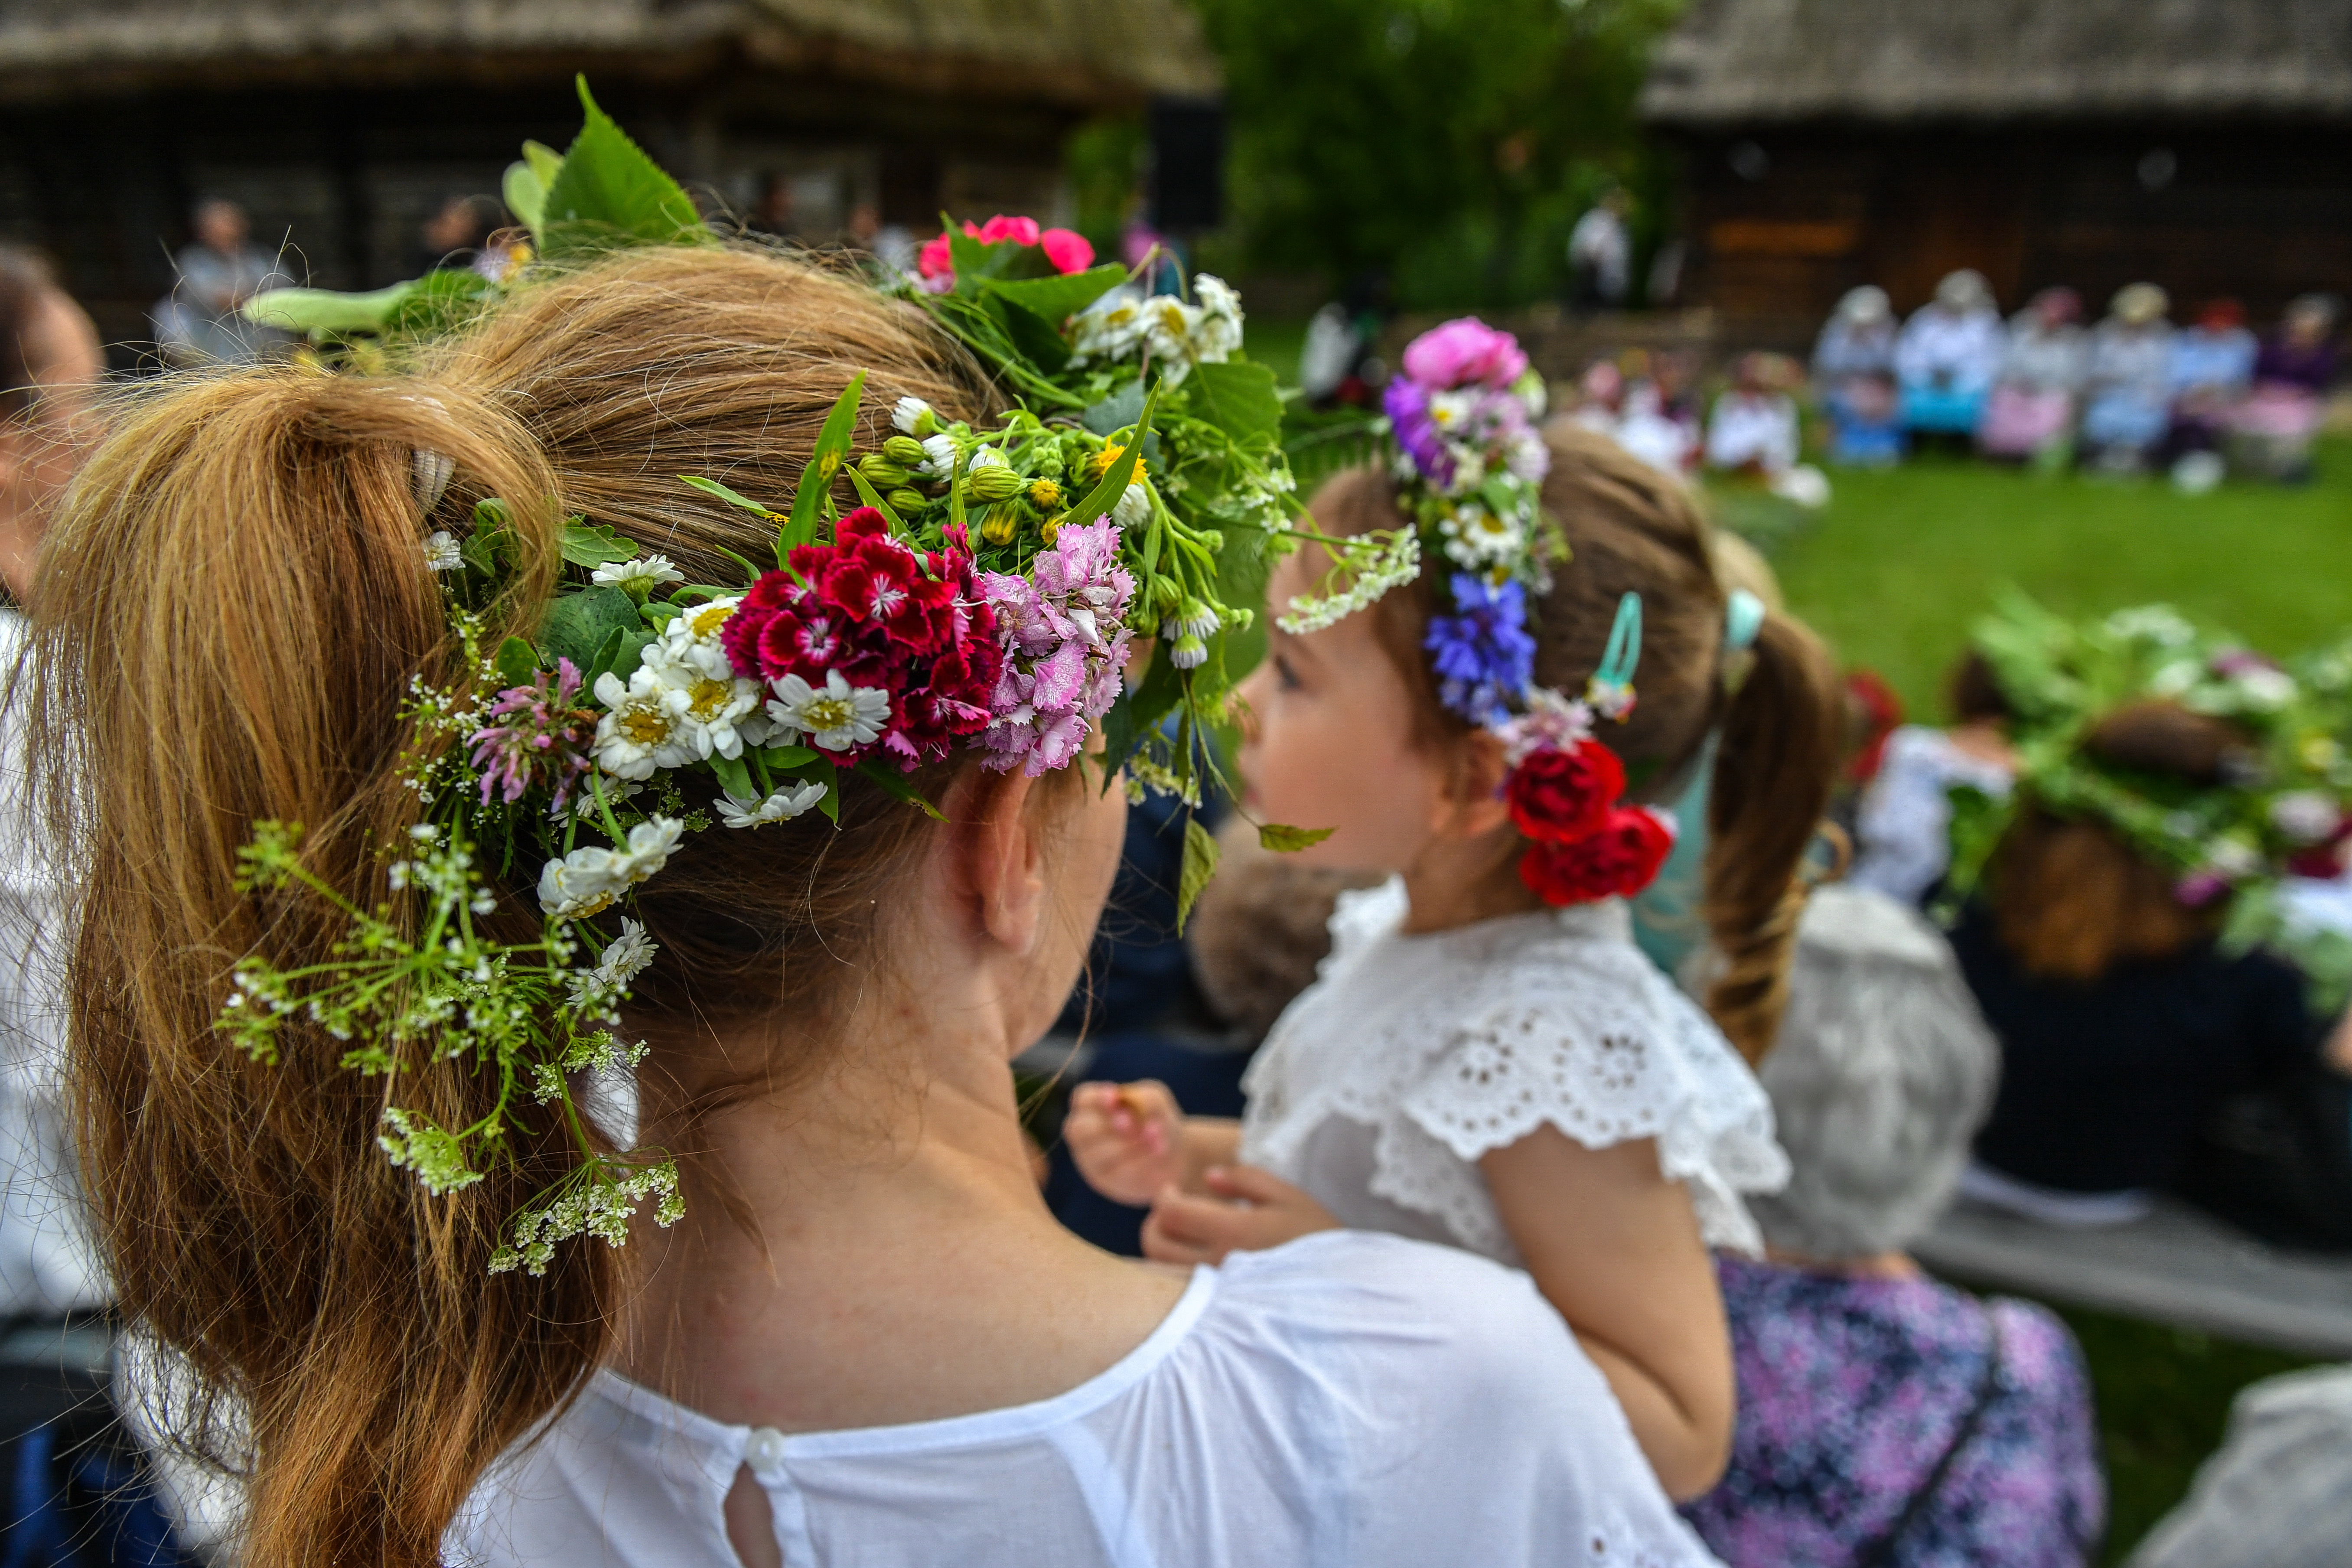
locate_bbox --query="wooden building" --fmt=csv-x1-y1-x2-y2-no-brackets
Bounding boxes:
1641,0,2352,342
0,0,1217,360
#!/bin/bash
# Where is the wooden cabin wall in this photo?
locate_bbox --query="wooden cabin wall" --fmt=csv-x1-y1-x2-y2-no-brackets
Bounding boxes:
1674,121,2352,337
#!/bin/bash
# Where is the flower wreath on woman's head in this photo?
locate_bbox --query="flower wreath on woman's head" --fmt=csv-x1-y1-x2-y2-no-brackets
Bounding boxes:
226,78,1323,1277
1281,316,1676,907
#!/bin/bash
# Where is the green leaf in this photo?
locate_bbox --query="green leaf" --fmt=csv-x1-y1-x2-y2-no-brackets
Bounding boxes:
844,467,909,536
242,281,417,336
559,520,642,568
503,162,547,235
1063,386,1160,530
787,372,866,550
381,268,495,337
522,139,565,189
757,744,821,770
493,636,540,688
815,773,841,825
538,587,643,672
1257,822,1336,853
856,762,948,821
680,473,783,521
539,76,712,256
1186,361,1284,445
985,293,1073,373
981,264,1125,326
708,751,754,802
1083,381,1146,437
1176,815,1220,934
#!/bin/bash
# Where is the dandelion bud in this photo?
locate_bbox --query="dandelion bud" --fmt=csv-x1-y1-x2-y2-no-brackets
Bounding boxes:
1170,634,1208,669
967,464,1023,503
882,435,929,468
886,488,927,515
980,505,1020,545
1026,478,1064,510
859,453,911,486
1040,513,1066,546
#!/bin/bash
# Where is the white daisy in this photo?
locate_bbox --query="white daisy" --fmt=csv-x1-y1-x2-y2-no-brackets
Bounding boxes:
538,845,625,919
592,555,686,597
766,669,890,753
919,434,961,481
658,657,766,761
1111,481,1152,530
564,917,658,1004
657,594,743,681
1069,292,1149,364
592,668,698,779
604,817,685,887
423,531,464,572
2271,791,2342,844
891,396,935,436
717,781,831,828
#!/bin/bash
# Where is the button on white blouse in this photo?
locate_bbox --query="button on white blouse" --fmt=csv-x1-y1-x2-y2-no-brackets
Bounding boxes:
447,1231,1721,1568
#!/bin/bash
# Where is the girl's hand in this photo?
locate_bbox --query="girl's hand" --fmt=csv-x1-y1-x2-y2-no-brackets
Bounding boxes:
1064,1080,1188,1206
1140,1164,1339,1265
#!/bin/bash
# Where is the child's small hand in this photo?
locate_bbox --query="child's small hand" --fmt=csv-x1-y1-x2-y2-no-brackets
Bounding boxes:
1064,1080,1187,1206
1140,1164,1339,1266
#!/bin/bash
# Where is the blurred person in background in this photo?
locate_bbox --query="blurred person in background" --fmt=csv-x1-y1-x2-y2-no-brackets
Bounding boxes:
1704,352,1801,476
1977,287,2088,468
1894,270,2005,444
1297,271,1392,410
2233,293,2341,483
2078,283,2176,474
746,172,795,240
0,249,195,1565
415,194,503,276
151,199,287,366
2164,299,2257,482
1955,701,2352,1233
1812,285,1904,466
1849,652,2016,907
1682,883,2103,1568
1567,186,1633,312
1611,348,1702,474
2125,1359,2352,1568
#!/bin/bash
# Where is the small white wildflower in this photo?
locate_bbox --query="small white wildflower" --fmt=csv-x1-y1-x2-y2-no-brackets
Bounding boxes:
423,531,464,572
1168,634,1208,669
919,433,960,480
891,395,935,436
592,555,686,597
1068,290,1150,365
2271,791,2342,844
1495,688,1595,767
536,817,684,919
2204,836,2264,878
1111,481,1152,530
1160,598,1221,642
766,669,890,753
2234,667,2298,710
592,667,698,779
1277,530,1423,635
968,445,1008,472
717,781,831,828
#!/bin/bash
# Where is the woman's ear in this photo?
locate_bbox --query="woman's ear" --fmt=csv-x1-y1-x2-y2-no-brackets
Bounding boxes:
945,767,1049,956
1433,729,1515,840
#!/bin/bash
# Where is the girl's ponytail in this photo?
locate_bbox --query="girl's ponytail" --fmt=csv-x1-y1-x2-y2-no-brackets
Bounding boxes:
32,368,600,1566
1703,608,1844,1063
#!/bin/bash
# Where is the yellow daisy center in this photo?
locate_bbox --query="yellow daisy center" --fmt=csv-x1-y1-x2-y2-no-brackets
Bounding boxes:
618,707,671,746
688,603,734,637
802,696,855,732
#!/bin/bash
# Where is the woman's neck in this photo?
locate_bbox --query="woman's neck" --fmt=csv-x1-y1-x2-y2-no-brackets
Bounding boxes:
618,1002,1186,1434
1399,836,1547,935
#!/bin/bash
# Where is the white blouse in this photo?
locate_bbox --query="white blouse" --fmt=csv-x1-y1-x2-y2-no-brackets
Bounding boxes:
447,1231,1720,1568
1238,881,1787,1262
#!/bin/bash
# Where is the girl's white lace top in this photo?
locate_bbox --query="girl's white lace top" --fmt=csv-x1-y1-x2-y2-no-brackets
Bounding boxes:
1239,880,1788,1261
446,1232,1720,1568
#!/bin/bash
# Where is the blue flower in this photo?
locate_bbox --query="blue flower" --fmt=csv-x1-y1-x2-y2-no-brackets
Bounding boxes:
1424,573,1534,725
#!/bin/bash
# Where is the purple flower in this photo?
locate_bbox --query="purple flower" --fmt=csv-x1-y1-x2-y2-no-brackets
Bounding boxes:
1384,377,1453,489
980,520,1137,776
1424,574,1535,725
1401,317,1529,390
468,658,594,810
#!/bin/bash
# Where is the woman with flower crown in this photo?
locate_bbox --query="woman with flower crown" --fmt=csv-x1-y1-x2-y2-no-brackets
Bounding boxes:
1070,317,1847,1500
24,175,1723,1568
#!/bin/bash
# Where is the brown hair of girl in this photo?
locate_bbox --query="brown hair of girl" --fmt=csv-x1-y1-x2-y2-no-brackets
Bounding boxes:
28,244,1011,1566
1305,423,1845,1062
1989,701,2238,981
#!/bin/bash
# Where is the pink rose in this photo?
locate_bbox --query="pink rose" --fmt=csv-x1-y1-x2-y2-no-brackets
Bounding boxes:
1402,317,1529,390
971,215,1042,247
1040,228,1095,274
917,232,954,280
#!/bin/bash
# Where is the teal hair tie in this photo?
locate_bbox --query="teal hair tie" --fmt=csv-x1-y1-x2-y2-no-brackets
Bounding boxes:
1594,591,1643,691
1723,588,1766,654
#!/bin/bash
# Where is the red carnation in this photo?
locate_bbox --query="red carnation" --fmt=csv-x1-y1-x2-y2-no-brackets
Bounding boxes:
837,505,890,542
1505,741,1625,845
1519,806,1677,906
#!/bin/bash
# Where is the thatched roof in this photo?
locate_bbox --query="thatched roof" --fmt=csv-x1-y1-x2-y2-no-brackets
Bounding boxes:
0,0,1219,105
1642,0,2352,126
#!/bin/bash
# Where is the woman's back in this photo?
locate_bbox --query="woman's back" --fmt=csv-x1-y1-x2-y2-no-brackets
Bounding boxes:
452,1233,1719,1568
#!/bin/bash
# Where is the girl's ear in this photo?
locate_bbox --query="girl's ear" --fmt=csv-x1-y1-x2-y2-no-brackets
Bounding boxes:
945,766,1049,956
1433,729,1514,840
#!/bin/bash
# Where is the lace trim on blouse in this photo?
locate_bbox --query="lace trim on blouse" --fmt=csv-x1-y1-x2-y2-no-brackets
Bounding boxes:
1241,880,1789,1260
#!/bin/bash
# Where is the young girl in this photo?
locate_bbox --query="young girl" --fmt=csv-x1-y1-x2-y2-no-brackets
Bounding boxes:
1071,339,1845,1498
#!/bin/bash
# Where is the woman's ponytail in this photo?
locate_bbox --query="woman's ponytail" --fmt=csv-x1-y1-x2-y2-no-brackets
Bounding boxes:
31,368,601,1566
1703,609,1844,1063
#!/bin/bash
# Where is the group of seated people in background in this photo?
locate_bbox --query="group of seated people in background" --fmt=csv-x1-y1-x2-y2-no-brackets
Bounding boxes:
1816,271,2342,485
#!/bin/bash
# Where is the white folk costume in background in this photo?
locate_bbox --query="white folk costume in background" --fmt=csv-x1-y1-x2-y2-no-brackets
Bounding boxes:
1895,271,2006,435
2080,284,2176,468
1978,288,2089,462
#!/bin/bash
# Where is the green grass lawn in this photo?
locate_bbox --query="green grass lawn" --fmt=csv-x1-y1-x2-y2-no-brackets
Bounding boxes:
1738,441,2352,720
1737,448,2347,1561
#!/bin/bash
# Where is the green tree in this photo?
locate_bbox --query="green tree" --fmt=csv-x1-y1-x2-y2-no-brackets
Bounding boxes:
1189,0,1684,308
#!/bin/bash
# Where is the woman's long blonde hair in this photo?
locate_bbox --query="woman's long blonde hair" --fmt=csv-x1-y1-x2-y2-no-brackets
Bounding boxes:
31,246,1000,1565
